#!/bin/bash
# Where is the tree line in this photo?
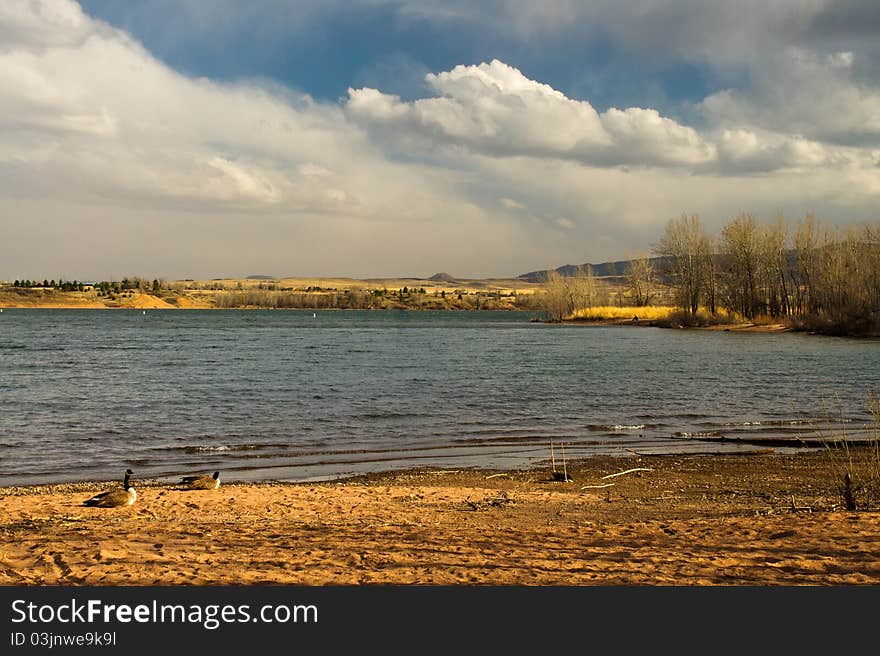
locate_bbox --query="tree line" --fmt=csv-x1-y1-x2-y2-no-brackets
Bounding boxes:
212,287,534,311
10,277,165,294
12,279,87,291
654,213,880,334
539,213,879,335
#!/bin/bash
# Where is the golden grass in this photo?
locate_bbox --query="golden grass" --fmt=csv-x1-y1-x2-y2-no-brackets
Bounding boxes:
568,305,675,321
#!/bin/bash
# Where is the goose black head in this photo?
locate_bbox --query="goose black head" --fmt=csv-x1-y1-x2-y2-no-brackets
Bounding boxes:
212,471,220,480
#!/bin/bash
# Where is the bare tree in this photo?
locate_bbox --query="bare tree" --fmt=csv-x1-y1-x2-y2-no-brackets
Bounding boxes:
540,269,572,322
568,265,599,310
793,213,820,316
625,253,655,306
720,213,762,319
654,213,713,317
762,215,790,318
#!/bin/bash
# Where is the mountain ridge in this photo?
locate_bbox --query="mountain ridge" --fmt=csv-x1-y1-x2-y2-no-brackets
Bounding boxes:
517,257,669,283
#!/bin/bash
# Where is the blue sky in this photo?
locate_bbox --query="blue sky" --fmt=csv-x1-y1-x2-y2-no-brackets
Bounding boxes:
1,1,878,280
78,0,722,112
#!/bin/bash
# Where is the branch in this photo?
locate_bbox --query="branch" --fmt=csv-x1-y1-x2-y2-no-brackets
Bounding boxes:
601,467,653,480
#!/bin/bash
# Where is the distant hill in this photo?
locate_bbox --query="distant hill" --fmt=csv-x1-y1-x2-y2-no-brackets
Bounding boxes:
428,272,458,282
246,274,276,280
517,257,670,283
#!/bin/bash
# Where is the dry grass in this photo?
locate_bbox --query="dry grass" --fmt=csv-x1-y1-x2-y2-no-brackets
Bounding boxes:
815,393,880,511
568,305,675,321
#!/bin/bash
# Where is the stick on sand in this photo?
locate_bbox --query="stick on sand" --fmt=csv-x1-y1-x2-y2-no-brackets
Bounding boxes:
601,467,653,480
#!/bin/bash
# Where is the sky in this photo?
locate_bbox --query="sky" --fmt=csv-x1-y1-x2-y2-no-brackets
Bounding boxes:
1,1,878,281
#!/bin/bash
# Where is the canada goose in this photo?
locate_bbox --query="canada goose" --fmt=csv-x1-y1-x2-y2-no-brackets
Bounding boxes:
83,469,137,507
179,471,220,490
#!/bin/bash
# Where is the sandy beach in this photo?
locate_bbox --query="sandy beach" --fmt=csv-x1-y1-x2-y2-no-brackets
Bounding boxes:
2,450,878,586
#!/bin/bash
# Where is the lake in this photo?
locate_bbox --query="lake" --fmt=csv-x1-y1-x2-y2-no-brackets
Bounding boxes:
0,309,877,486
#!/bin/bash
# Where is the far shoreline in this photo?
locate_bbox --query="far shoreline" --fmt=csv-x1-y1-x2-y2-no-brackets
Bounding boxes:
562,316,792,333
4,304,878,338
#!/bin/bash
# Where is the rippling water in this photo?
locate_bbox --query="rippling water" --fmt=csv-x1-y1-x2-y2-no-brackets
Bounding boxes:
1,309,878,485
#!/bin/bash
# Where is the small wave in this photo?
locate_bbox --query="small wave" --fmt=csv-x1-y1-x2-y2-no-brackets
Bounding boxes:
722,419,819,428
675,430,723,438
585,423,650,432
146,443,270,454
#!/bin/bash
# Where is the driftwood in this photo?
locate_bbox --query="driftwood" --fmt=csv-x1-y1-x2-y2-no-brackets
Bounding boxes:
462,491,514,511
484,473,509,480
601,467,653,480
581,483,615,490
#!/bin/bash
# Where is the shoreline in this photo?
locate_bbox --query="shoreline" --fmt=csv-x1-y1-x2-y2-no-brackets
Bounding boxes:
562,317,792,333
3,450,879,585
562,317,880,338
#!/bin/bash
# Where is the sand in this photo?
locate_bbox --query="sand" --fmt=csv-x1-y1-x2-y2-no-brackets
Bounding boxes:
2,451,878,585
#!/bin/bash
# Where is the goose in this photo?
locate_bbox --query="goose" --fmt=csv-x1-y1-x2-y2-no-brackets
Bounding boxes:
83,469,137,507
179,471,220,490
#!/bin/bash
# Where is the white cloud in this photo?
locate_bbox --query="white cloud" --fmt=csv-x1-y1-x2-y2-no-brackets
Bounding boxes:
0,0,93,52
347,60,611,158
714,129,852,173
347,59,716,167
0,0,461,217
347,57,880,179
599,107,715,167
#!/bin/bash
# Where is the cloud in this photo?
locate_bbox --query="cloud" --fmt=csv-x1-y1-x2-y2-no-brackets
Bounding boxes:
700,47,880,147
0,1,531,278
346,56,880,178
715,129,847,174
0,0,94,52
0,0,453,216
599,107,715,167
347,59,716,167
1,1,878,282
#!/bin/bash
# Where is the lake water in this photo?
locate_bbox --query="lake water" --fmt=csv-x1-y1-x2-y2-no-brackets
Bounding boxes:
1,309,878,486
